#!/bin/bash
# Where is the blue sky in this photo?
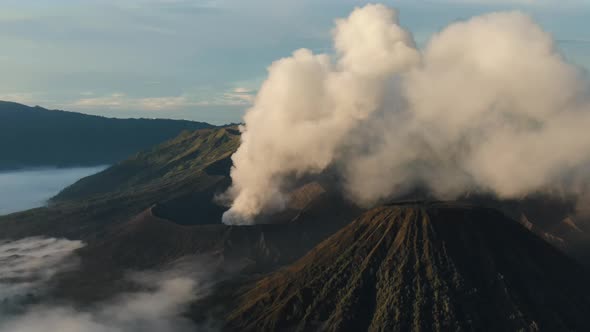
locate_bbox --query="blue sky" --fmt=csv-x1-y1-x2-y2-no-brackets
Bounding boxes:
1,0,589,124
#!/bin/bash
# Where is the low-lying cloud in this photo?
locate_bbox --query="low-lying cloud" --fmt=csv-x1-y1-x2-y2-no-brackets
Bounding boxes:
0,237,227,332
0,237,84,305
222,4,590,224
0,166,107,216
0,278,197,332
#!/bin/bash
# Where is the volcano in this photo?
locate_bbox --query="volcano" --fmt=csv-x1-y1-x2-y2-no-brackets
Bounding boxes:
227,202,590,331
1,127,590,331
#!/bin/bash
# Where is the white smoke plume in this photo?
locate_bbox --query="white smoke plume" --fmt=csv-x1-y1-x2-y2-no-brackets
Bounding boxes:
222,4,590,225
344,11,590,205
222,4,419,224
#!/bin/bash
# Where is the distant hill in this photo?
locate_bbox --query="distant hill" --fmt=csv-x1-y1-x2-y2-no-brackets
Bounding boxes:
0,101,214,170
227,203,590,331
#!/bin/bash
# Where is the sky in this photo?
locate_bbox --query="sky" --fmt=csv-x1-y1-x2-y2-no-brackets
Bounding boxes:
0,0,589,124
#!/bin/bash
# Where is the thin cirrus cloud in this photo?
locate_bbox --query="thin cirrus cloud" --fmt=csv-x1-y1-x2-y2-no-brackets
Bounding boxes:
69,88,256,112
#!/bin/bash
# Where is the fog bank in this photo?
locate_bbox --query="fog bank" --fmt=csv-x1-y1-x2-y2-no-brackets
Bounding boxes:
0,166,107,215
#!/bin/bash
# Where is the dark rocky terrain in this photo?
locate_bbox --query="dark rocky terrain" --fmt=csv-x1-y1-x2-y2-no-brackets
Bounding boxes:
227,203,590,332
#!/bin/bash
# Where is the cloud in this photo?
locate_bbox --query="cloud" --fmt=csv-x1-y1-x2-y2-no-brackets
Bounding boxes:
222,87,256,105
0,237,84,306
69,88,255,112
0,93,42,106
344,11,588,203
70,93,196,111
0,250,230,332
221,5,590,225
0,277,202,332
0,166,108,216
0,278,197,332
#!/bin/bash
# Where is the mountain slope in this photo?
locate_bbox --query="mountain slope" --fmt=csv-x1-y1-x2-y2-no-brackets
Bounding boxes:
227,203,590,332
53,127,240,203
51,194,362,304
0,127,240,241
0,101,213,170
465,193,590,268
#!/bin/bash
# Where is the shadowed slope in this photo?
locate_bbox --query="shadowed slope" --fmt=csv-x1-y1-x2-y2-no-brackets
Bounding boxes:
464,194,590,268
52,192,363,304
227,203,590,332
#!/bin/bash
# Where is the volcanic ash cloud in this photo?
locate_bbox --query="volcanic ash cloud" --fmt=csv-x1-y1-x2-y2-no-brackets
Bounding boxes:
222,4,590,225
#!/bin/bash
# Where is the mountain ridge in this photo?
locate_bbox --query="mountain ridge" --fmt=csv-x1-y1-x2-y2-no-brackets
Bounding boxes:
0,100,214,170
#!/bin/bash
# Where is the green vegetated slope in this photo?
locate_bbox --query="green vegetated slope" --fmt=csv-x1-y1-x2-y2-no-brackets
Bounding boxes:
0,100,213,169
53,126,240,203
227,203,590,332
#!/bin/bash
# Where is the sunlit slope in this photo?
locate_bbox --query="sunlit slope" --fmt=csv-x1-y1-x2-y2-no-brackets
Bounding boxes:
53,127,240,203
